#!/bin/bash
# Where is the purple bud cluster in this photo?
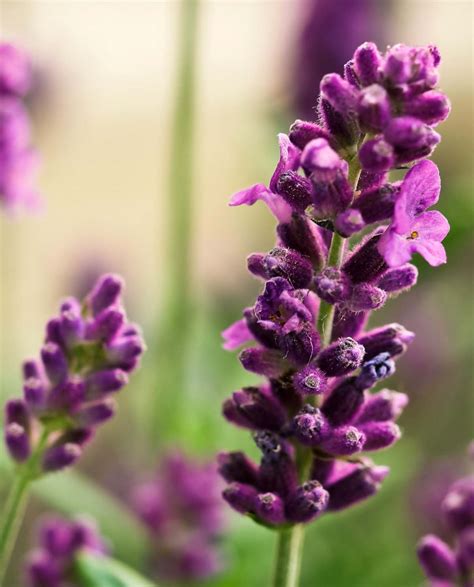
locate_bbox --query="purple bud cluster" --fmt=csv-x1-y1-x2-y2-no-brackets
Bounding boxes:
220,41,450,530
4,274,145,473
0,43,41,211
417,472,474,586
130,452,225,582
25,516,106,587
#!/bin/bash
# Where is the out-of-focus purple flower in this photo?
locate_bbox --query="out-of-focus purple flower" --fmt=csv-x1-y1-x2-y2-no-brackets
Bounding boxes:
25,516,106,587
130,451,225,583
291,0,385,120
3,274,145,473
417,459,474,586
0,42,42,212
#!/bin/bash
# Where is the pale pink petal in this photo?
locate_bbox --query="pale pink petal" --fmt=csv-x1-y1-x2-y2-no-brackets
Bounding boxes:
378,228,413,267
392,160,441,233
229,182,292,223
411,239,447,266
221,318,253,351
269,133,300,192
229,183,269,207
412,210,450,241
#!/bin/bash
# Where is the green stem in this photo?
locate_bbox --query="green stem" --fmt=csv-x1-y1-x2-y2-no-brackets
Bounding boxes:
273,525,305,587
0,429,48,584
151,0,200,441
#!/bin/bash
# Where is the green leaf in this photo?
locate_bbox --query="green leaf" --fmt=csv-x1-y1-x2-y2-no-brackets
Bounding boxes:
75,552,158,587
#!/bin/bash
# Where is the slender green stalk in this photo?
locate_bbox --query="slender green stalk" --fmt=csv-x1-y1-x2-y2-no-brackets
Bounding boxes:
0,429,49,584
273,525,305,587
151,0,200,441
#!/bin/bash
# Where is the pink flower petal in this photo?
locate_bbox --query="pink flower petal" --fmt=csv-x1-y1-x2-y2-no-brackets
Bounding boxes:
229,182,292,223
411,239,447,266
269,133,300,192
378,228,413,267
221,319,253,351
412,210,450,242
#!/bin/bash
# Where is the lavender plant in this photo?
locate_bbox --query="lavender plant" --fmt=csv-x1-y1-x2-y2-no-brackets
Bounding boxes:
0,42,41,212
0,274,145,583
25,516,107,587
219,42,450,585
130,451,225,583
417,470,474,586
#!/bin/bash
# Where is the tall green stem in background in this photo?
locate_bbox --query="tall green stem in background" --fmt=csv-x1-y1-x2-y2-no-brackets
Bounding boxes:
151,0,200,441
272,156,362,587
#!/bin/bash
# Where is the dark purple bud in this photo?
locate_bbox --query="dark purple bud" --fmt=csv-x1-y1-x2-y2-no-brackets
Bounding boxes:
288,119,330,150
286,481,329,523
343,60,359,87
239,347,287,378
441,477,474,532
311,457,335,485
327,465,389,511
27,550,61,587
320,74,358,116
358,137,394,173
356,390,408,424
85,369,129,399
348,283,387,311
23,359,42,380
258,451,298,499
322,377,364,426
383,44,412,84
358,85,391,132
263,247,313,288
292,405,330,447
41,342,68,385
403,90,451,125
353,42,383,86
457,527,474,573
88,273,123,316
293,365,327,396
356,353,396,389
45,319,64,347
5,422,31,462
359,421,401,451
393,134,440,166
319,426,365,456
281,320,320,366
247,253,267,279
317,337,365,377
301,138,346,182
59,309,83,347
48,377,85,411
55,428,93,447
276,171,313,213
87,308,124,342
42,442,82,472
106,336,145,370
357,323,415,360
417,535,458,581
277,215,327,270
231,386,286,431
377,264,418,293
319,98,359,148
222,482,258,514
343,229,388,284
334,209,365,238
352,182,400,223
217,452,259,486
357,170,388,191
23,377,46,410
254,493,286,525
270,375,303,414
310,174,353,220
74,399,116,427
314,267,352,305
222,398,254,429
332,308,368,340
384,116,436,149
5,398,31,431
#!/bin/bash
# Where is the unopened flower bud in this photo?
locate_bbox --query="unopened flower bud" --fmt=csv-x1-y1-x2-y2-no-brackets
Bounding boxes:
343,229,388,284
222,483,258,514
320,74,358,116
353,42,383,86
357,323,415,360
358,85,391,132
42,443,82,472
314,268,352,304
85,369,129,400
276,171,313,213
441,477,474,532
349,283,387,311
88,274,123,316
352,183,400,223
292,365,327,396
377,264,418,293
417,535,458,581
286,481,329,523
217,452,259,486
356,390,408,424
384,116,436,149
292,405,330,446
239,347,287,378
359,421,401,451
75,400,116,427
403,90,451,125
254,493,286,525
327,465,389,511
5,422,30,462
263,247,313,288
318,426,365,456
356,353,396,389
41,343,68,385
334,209,365,237
288,120,330,150
359,137,394,173
321,378,364,426
317,337,365,377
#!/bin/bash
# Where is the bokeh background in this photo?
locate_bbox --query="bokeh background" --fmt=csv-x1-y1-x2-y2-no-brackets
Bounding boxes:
1,0,473,585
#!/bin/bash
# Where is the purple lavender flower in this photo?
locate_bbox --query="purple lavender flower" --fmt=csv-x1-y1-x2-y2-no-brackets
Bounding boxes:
130,451,225,582
3,274,145,472
25,516,107,587
417,469,474,586
0,43,42,212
